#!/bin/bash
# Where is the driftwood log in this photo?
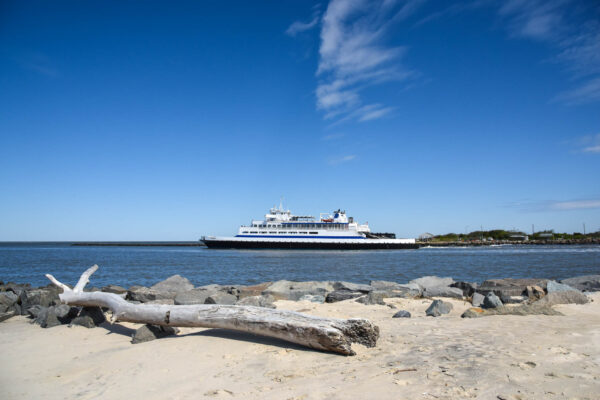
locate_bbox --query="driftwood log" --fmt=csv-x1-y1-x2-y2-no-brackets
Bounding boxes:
46,266,379,355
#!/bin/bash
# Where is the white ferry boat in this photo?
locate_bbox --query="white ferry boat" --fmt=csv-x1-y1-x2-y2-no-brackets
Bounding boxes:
201,205,418,250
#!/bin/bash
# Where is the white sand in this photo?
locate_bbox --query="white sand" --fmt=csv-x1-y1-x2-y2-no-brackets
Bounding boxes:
1,294,599,400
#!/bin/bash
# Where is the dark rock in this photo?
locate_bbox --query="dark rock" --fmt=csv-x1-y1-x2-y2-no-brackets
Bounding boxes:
127,287,176,303
472,292,485,307
150,275,194,294
0,310,16,322
482,293,503,309
559,275,600,292
326,290,365,303
26,305,45,319
205,292,237,305
33,306,61,328
19,288,60,313
54,304,79,324
70,306,106,328
356,287,421,306
450,281,478,297
392,310,411,318
174,289,215,305
423,286,464,299
236,295,276,308
477,278,548,298
131,324,180,344
535,291,589,306
237,282,272,299
262,280,334,301
332,281,372,293
0,291,18,308
425,299,453,317
298,294,325,303
410,276,454,291
102,284,127,294
546,280,579,293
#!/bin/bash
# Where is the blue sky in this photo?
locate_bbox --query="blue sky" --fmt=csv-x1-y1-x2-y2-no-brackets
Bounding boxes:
1,0,599,240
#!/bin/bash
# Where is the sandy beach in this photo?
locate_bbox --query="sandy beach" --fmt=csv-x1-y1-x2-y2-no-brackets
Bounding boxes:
1,293,599,400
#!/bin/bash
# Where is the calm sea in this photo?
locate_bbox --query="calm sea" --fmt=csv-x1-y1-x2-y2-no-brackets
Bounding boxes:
0,243,599,288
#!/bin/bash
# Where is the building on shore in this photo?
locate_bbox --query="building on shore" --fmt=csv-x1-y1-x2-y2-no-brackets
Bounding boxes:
418,232,434,242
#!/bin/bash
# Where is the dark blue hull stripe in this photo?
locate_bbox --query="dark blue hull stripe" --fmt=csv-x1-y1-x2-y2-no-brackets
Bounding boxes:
235,235,365,239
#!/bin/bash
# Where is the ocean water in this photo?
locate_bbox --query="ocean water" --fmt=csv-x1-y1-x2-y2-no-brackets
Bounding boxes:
0,243,599,288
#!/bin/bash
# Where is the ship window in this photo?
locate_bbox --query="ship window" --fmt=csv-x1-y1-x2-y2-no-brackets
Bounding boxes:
309,232,318,234
250,231,258,234
279,232,286,234
269,231,276,234
242,231,248,234
289,231,297,234
299,231,307,234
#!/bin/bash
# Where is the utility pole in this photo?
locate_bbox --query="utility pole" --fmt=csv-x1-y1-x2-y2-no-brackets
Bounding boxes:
532,224,534,235
583,223,586,235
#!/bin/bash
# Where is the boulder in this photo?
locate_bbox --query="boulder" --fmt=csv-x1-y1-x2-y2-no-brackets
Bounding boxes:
392,310,411,318
19,288,60,313
410,276,454,291
425,300,453,317
205,292,237,305
462,304,562,318
0,310,16,322
482,293,503,309
236,295,276,308
526,285,545,300
423,286,464,299
101,284,127,294
298,294,325,303
26,304,45,319
33,306,61,328
477,278,548,298
150,275,194,294
332,281,372,293
262,280,334,301
70,306,106,328
131,324,180,344
127,287,176,303
546,280,578,293
471,292,485,307
535,291,589,306
174,289,215,305
237,282,272,299
559,275,600,292
0,291,18,314
326,290,365,303
356,287,421,306
450,281,478,297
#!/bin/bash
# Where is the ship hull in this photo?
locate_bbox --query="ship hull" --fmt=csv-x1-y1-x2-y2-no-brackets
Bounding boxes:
202,239,419,250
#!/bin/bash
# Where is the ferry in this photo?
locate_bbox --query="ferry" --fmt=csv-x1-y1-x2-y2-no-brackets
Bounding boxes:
201,205,418,250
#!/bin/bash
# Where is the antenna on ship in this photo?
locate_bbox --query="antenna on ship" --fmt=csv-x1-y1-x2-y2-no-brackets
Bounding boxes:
279,196,284,211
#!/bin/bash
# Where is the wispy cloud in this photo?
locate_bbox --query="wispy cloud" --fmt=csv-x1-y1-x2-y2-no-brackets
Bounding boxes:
498,0,600,104
313,0,423,122
328,154,356,165
286,16,320,37
321,132,345,141
577,133,600,153
17,53,59,77
508,198,600,212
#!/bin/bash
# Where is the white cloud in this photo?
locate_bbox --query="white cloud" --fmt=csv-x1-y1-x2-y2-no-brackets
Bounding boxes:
577,133,600,153
329,154,356,165
286,15,320,37
555,77,600,105
314,0,422,122
550,200,600,210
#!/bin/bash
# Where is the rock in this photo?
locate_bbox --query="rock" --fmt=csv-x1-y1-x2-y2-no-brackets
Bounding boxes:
54,304,79,324
262,280,334,301
423,286,464,299
356,287,420,306
450,281,478,297
535,291,589,306
392,310,411,318
482,293,503,309
370,281,402,290
332,281,372,293
26,304,45,319
205,292,237,305
150,275,194,294
237,282,272,299
70,306,106,328
462,304,562,318
19,288,60,313
127,287,176,303
131,324,180,344
410,276,454,291
546,280,579,293
0,310,16,322
298,294,325,303
174,289,215,305
0,291,18,308
33,306,61,328
236,295,276,308
472,292,485,307
526,285,545,300
101,284,127,294
425,299,453,317
326,290,365,303
560,275,600,292
477,278,548,298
